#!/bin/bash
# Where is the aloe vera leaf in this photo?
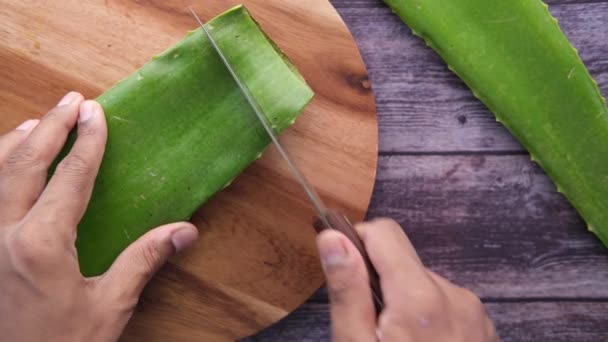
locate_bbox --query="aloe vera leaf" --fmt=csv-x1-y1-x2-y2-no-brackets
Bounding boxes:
384,0,608,245
52,5,314,276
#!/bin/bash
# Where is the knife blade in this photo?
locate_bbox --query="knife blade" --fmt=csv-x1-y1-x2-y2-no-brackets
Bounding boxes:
189,7,384,313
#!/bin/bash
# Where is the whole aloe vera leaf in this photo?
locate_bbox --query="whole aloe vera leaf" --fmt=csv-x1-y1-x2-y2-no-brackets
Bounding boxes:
53,5,314,276
385,0,608,245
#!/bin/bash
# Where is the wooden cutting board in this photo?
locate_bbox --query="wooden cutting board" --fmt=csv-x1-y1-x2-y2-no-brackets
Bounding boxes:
1,0,378,340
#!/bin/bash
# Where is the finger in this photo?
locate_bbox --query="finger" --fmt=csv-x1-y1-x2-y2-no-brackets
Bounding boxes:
427,271,497,341
0,92,83,221
357,218,421,264
356,218,433,305
0,120,40,165
485,317,499,342
98,223,198,306
31,101,107,238
317,230,377,342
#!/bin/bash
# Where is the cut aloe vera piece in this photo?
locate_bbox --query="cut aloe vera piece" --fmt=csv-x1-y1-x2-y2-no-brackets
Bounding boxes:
53,5,314,276
385,0,608,245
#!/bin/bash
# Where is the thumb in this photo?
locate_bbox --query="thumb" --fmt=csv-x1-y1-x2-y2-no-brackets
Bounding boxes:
99,222,198,302
317,230,377,342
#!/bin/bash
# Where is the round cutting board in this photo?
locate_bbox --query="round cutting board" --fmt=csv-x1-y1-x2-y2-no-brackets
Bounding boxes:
1,0,378,340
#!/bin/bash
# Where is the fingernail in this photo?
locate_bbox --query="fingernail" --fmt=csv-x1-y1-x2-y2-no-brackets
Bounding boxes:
79,101,99,123
319,233,348,269
171,226,199,253
16,119,39,131
57,91,80,107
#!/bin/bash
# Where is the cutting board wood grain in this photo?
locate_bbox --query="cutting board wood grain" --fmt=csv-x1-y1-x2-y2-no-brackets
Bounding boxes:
1,0,378,340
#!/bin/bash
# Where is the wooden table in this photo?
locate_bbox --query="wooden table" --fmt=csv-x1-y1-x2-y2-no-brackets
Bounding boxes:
243,0,608,341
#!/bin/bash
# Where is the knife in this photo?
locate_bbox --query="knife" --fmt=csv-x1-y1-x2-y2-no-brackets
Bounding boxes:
189,8,384,314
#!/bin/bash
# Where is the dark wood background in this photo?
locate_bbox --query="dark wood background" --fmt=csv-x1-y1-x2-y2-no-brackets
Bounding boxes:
243,0,608,341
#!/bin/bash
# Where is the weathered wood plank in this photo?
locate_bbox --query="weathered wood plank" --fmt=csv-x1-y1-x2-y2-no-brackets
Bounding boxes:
241,301,608,342
362,155,608,297
336,2,608,153
265,153,608,305
301,152,608,303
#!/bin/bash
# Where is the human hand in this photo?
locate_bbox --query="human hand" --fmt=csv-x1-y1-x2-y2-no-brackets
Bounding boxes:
316,218,497,342
0,92,199,342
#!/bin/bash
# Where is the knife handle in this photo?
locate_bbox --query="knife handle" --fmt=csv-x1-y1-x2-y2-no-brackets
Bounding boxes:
314,210,384,314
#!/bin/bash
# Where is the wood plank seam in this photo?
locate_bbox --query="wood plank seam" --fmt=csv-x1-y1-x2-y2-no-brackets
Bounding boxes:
378,150,530,156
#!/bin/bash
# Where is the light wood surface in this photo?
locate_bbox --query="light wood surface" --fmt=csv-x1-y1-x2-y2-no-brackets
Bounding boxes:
244,0,608,341
0,0,378,340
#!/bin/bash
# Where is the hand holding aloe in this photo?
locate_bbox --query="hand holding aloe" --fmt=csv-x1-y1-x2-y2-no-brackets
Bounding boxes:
0,96,495,341
0,93,200,342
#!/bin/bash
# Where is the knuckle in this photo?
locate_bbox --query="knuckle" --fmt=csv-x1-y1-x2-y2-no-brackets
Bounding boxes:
77,122,100,137
374,218,403,233
373,217,398,226
8,231,58,269
379,310,407,330
35,209,62,226
366,218,404,238
415,292,445,317
392,288,444,322
485,316,498,340
105,288,140,318
468,291,484,308
116,297,139,320
327,279,351,303
0,142,44,175
91,279,139,318
137,241,165,277
45,107,76,132
56,153,93,178
442,285,489,333
458,284,480,302
462,289,487,318
328,289,351,307
326,268,363,305
356,217,402,239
